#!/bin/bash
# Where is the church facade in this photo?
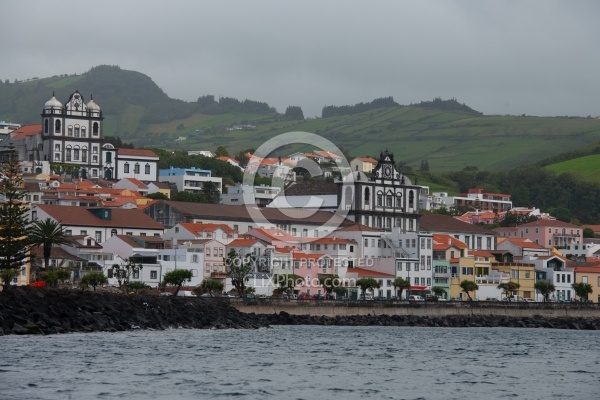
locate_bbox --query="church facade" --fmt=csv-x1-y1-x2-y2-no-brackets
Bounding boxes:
41,91,105,179
338,150,423,232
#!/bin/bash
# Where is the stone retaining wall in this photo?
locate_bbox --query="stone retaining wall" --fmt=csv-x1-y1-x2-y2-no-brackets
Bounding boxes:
232,299,600,318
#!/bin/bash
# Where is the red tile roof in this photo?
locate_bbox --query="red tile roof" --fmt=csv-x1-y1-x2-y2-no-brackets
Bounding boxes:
9,124,41,139
179,222,235,234
347,267,394,278
117,148,158,158
35,204,164,229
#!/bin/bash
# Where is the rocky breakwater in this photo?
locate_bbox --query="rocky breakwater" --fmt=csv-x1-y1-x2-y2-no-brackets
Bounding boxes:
0,287,268,335
265,311,600,330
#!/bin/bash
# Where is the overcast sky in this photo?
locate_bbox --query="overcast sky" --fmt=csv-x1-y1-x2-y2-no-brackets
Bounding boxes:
2,0,599,118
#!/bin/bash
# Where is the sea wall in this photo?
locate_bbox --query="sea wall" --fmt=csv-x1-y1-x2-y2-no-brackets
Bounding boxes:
2,288,600,335
0,287,266,335
232,298,600,319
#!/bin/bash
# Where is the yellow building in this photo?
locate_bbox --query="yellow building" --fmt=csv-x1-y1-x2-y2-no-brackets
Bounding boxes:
450,251,494,300
572,266,600,303
492,262,536,300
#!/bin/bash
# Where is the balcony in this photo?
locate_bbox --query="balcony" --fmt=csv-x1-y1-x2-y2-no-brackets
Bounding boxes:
210,272,227,279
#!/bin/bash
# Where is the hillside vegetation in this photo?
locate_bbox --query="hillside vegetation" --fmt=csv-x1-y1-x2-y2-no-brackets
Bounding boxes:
2,65,600,172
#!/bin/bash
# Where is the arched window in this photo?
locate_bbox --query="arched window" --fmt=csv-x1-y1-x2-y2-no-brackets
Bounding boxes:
377,191,383,207
93,122,99,135
81,127,86,137
66,146,72,161
409,191,415,208
134,163,140,174
67,126,73,136
74,125,80,137
73,146,80,160
396,194,402,208
145,163,151,174
82,146,88,163
54,120,61,134
124,162,130,173
111,229,118,237
44,119,49,134
344,186,353,209
364,187,370,205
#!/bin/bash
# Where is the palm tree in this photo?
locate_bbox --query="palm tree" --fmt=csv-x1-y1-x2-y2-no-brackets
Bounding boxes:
29,218,72,270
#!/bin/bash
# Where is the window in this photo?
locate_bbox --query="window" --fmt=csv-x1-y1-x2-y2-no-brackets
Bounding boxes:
192,254,198,263
409,191,414,208
133,270,139,279
81,127,86,137
73,147,80,160
111,229,117,237
397,262,402,271
150,271,157,279
66,147,72,161
93,122,99,135
206,247,211,256
134,163,140,174
145,164,150,174
124,163,130,173
414,277,419,285
74,126,80,137
364,187,370,204
95,231,102,243
377,194,383,206
55,120,61,133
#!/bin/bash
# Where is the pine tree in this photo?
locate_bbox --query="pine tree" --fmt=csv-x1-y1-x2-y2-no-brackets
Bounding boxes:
0,145,30,286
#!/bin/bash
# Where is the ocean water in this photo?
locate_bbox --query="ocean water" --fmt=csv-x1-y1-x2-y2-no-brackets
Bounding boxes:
1,326,599,400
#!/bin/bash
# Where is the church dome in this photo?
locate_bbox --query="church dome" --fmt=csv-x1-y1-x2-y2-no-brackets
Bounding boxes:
86,98,101,112
44,94,63,109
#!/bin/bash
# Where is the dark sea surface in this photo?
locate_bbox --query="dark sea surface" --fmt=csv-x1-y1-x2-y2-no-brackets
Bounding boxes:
1,326,599,400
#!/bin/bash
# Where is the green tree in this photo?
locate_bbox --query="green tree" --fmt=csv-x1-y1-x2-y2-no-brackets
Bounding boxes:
0,268,20,287
41,269,71,288
202,181,221,204
128,281,149,294
497,281,521,302
225,250,255,297
163,269,193,296
356,278,380,300
432,286,447,299
0,145,30,286
333,286,348,297
215,146,229,157
29,218,72,270
284,105,305,120
111,258,143,293
79,272,108,291
392,277,411,299
534,280,555,302
274,274,304,296
460,280,479,301
171,191,207,203
200,278,224,297
572,282,593,301
318,274,340,298
145,192,169,200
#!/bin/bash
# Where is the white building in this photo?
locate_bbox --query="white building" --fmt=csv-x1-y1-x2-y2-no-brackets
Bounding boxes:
222,184,281,206
159,167,222,194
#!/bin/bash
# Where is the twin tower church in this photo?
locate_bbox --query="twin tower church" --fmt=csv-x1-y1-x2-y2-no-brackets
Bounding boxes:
10,91,158,181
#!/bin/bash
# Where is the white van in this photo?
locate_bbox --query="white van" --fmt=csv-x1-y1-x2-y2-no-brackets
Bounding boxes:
177,290,197,297
408,295,424,301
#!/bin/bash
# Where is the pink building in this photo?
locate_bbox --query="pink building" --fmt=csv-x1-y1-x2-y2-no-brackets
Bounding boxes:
494,219,583,249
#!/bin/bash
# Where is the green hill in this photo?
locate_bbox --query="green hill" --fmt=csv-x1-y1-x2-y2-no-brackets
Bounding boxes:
2,65,600,172
545,155,600,182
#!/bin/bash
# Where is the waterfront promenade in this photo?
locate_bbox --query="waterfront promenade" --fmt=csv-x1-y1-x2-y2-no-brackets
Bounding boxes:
232,298,600,319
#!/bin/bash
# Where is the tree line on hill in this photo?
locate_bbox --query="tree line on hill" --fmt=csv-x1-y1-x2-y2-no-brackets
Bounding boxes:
321,97,398,118
422,164,600,225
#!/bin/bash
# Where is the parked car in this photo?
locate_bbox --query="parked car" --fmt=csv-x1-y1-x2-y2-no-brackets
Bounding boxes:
177,290,197,297
298,293,313,300
313,294,325,300
408,295,425,301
